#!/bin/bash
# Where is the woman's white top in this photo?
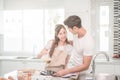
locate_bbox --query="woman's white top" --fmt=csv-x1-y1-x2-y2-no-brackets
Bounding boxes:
44,40,73,56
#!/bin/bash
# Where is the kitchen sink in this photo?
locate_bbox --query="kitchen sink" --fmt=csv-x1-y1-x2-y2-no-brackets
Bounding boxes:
15,56,29,59
14,56,41,59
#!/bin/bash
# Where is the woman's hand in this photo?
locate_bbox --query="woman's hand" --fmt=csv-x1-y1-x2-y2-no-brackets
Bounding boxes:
53,69,68,77
37,48,48,58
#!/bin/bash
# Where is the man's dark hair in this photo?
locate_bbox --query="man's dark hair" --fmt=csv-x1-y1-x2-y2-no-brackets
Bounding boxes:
64,15,82,28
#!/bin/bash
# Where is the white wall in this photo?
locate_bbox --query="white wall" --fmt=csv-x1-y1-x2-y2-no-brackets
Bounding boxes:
3,0,64,9
3,0,91,32
0,0,4,34
0,0,3,74
65,0,91,32
64,0,91,40
0,0,4,54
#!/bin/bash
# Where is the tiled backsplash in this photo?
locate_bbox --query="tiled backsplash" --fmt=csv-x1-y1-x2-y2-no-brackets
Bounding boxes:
114,0,120,54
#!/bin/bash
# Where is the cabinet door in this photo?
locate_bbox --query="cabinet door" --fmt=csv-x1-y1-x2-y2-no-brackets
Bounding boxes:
24,61,46,71
1,61,46,76
0,62,2,76
114,64,120,75
1,61,23,76
95,63,114,74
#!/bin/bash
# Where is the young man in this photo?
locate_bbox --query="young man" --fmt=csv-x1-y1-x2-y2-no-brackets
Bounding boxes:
54,15,94,80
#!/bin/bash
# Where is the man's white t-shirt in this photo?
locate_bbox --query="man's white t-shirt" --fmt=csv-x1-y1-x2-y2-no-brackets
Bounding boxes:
67,32,94,73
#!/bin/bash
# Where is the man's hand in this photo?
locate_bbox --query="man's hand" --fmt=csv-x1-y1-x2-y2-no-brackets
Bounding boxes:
53,69,68,77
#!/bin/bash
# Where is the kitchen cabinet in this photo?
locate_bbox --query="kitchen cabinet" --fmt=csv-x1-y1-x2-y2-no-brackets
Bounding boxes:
95,59,120,74
114,64,120,75
95,63,114,74
0,60,46,76
23,61,46,70
0,56,47,76
0,61,23,76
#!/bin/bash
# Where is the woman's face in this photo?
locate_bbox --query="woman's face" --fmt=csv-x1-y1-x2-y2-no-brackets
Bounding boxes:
57,28,67,42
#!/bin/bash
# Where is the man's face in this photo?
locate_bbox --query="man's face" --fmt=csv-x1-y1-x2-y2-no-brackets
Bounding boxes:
68,27,77,35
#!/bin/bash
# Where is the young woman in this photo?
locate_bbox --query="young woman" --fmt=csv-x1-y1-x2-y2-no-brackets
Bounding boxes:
37,24,74,72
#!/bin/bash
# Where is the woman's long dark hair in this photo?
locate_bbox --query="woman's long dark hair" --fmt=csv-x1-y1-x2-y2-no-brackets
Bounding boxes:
49,24,70,57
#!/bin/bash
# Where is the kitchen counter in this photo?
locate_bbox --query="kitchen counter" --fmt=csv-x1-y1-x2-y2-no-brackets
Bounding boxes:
0,56,120,64
0,56,49,62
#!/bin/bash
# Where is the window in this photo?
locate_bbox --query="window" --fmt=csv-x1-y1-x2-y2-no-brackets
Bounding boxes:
3,9,64,55
3,10,22,52
99,6,109,51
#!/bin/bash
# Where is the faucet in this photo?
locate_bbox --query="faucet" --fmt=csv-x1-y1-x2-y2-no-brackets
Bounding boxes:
91,51,110,80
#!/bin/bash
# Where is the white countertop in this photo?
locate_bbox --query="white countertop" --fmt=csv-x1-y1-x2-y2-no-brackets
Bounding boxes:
0,56,120,64
0,56,47,62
